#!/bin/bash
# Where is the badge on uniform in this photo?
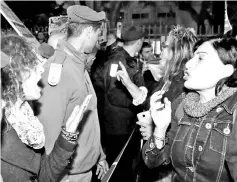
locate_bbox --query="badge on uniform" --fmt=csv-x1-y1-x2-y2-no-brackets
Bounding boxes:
48,63,63,86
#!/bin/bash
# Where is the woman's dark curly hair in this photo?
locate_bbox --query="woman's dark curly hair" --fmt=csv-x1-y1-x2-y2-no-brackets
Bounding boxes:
193,37,237,95
1,35,39,106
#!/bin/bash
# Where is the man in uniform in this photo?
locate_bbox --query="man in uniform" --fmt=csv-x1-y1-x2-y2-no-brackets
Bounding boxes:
37,5,108,182
102,26,146,182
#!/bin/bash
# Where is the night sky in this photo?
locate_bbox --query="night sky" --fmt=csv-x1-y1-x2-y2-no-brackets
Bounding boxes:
1,1,62,29
5,1,55,18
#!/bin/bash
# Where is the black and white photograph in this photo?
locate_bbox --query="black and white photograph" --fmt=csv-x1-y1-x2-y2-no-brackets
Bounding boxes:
1,1,237,182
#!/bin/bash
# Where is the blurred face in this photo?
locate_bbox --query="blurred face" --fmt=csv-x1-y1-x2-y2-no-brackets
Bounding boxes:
22,64,44,100
141,46,153,61
160,36,172,67
184,42,232,91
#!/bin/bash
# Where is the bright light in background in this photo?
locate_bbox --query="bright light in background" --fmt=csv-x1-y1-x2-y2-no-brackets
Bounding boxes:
152,40,161,55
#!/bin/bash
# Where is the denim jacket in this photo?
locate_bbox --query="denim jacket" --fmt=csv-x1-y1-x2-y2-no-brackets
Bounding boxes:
142,92,237,182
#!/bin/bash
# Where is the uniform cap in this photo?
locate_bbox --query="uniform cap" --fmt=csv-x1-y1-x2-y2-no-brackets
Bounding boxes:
67,5,106,23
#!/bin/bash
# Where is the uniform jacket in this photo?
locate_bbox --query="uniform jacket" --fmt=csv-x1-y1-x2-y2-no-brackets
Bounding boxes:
37,39,106,175
102,47,144,135
142,91,237,182
1,121,77,182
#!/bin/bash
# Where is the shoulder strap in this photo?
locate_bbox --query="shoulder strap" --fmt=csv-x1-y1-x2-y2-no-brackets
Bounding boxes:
47,50,67,86
52,49,67,65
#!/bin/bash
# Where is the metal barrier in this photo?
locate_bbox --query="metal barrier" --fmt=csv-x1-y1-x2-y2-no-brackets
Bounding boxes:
101,127,137,182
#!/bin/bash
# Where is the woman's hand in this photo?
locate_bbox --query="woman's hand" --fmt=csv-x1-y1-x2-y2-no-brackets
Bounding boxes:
150,93,171,136
65,105,84,133
150,90,165,108
136,121,153,140
116,61,132,87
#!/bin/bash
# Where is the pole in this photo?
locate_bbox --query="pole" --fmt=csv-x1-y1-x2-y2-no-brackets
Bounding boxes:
101,127,136,182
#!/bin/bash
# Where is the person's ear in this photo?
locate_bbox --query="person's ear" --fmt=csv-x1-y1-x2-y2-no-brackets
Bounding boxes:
86,26,93,39
223,64,234,77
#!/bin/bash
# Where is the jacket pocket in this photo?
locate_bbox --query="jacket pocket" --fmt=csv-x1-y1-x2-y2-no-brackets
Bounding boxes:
174,120,191,141
209,119,233,154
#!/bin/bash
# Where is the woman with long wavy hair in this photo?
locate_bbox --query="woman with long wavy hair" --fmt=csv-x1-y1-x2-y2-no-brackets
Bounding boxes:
1,35,85,182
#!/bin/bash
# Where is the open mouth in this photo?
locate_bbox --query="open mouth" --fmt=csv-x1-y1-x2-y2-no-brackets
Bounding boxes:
183,71,190,80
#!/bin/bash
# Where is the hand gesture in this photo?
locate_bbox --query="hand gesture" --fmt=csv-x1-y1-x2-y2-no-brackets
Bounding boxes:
150,92,171,132
65,105,84,133
136,121,153,140
116,61,132,87
96,159,109,180
150,90,164,108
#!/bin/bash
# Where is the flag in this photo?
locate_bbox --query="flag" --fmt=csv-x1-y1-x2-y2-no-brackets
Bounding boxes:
224,0,232,34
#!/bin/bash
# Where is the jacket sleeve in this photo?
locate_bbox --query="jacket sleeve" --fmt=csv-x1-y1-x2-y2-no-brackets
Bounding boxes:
99,145,106,161
105,55,134,108
226,108,237,181
38,132,77,182
142,97,182,169
38,63,82,154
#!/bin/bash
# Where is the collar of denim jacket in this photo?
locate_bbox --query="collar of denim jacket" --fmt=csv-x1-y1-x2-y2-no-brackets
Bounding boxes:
221,90,237,114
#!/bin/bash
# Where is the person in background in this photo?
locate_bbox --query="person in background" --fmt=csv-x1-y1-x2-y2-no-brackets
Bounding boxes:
37,5,108,182
102,26,146,182
106,32,118,51
90,31,120,150
116,25,197,182
37,32,46,44
1,35,84,182
138,42,156,69
47,32,66,49
143,37,237,182
117,25,198,138
137,42,161,96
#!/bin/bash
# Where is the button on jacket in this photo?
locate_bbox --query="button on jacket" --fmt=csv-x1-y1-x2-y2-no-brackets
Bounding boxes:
142,92,237,182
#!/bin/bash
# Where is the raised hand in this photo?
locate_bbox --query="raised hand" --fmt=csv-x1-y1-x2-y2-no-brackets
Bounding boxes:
65,105,83,133
116,61,132,87
150,90,165,108
150,96,171,136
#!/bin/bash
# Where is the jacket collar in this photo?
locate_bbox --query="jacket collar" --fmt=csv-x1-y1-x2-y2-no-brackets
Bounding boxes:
221,90,237,114
1,124,41,175
117,47,137,68
57,39,88,69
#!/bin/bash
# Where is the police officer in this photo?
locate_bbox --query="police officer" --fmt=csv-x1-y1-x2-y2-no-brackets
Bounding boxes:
37,5,108,182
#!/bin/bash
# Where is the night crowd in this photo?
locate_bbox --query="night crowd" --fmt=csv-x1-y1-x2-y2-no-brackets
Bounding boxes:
1,4,237,182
